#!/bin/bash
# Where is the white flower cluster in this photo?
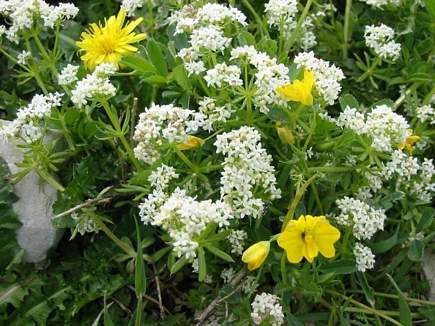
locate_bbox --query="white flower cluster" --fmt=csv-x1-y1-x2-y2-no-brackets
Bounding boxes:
148,164,179,191
383,150,435,202
264,0,298,32
171,3,246,76
335,196,386,240
294,51,345,105
264,0,317,49
198,97,234,131
71,63,117,107
121,0,143,16
133,103,205,164
359,0,401,8
364,24,401,61
58,64,79,86
169,3,246,35
204,63,243,88
0,0,78,43
353,242,375,272
0,92,62,142
227,230,248,255
251,293,284,326
415,105,435,125
230,46,290,113
17,50,30,65
71,212,99,236
140,187,233,259
336,105,411,152
215,126,281,219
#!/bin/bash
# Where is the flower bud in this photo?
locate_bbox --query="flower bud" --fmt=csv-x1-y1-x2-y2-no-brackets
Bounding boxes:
242,241,270,271
276,123,295,145
176,135,204,151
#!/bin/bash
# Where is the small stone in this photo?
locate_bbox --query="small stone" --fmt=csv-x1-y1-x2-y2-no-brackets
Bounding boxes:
423,250,435,301
0,120,62,263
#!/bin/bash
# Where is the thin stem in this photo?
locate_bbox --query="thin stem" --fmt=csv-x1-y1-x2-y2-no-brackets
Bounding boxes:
343,0,352,59
90,213,136,257
285,0,314,51
38,169,65,192
282,174,317,230
33,33,59,79
327,290,402,326
174,147,198,173
100,99,142,171
241,0,269,37
357,57,381,82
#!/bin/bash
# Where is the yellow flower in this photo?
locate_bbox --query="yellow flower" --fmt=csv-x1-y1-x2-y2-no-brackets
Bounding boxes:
277,215,340,264
76,8,147,70
176,135,204,151
398,135,420,154
242,241,270,271
277,69,314,106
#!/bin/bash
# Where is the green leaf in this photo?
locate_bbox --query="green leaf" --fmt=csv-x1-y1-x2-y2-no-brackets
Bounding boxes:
171,64,191,91
320,260,357,274
170,256,189,275
423,0,435,17
408,240,424,261
147,39,168,76
371,226,399,254
339,94,359,110
417,207,435,231
356,272,375,307
198,247,206,282
134,218,146,297
121,55,158,75
386,274,412,326
204,244,234,262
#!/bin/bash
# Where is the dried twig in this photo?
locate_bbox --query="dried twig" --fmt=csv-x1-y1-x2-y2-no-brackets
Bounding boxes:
53,188,113,219
195,269,247,325
152,264,165,319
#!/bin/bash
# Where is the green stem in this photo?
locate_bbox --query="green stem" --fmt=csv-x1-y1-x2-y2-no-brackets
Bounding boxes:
90,213,136,257
307,166,354,173
33,33,59,79
327,290,402,326
241,0,268,37
38,169,65,192
24,38,49,94
343,0,352,60
286,0,314,51
100,99,142,171
282,174,317,230
357,57,381,82
174,147,198,173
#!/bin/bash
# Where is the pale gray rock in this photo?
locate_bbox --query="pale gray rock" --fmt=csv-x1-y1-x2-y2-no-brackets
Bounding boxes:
0,120,61,263
423,250,435,301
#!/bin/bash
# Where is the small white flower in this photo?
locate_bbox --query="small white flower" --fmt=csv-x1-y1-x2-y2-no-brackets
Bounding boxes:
204,63,243,88
335,197,386,240
354,242,375,272
17,50,30,65
364,24,401,61
294,51,345,105
251,293,284,326
121,0,143,16
58,64,79,86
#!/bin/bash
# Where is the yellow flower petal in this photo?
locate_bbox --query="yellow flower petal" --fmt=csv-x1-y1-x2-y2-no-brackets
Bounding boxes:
76,8,147,70
277,69,314,106
242,241,270,271
278,215,341,264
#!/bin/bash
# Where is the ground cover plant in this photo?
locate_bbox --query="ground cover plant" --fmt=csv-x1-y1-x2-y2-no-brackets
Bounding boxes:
0,0,434,324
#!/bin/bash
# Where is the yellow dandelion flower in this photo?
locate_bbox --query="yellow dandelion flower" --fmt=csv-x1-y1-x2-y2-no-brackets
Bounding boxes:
76,8,147,70
277,69,314,106
242,241,270,271
277,215,340,264
398,135,420,154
